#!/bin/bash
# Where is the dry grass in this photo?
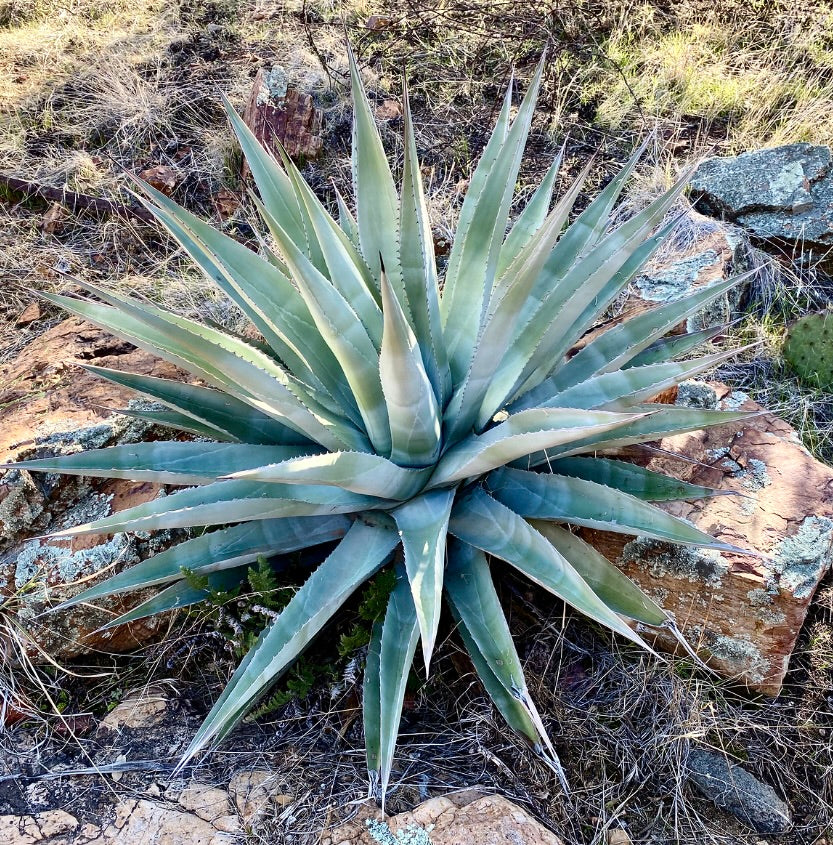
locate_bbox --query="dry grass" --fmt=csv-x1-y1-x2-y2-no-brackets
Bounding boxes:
583,9,833,150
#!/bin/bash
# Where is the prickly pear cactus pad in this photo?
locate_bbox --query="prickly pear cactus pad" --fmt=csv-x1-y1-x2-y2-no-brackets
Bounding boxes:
783,310,833,389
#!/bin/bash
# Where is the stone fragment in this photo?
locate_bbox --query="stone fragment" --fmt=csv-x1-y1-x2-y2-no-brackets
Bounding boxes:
322,792,564,845
242,67,322,161
137,165,180,196
687,750,791,834
94,799,239,844
582,381,833,694
374,99,401,121
365,14,394,30
211,816,243,834
15,302,41,327
177,784,234,824
0,809,78,843
0,318,187,661
690,144,833,255
41,202,67,235
212,188,241,219
99,686,169,731
228,770,275,823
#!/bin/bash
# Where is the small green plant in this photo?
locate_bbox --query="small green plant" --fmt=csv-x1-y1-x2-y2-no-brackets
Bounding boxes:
8,45,758,801
783,310,833,390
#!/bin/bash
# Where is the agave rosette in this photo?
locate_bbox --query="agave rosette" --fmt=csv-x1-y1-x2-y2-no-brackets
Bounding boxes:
11,49,755,794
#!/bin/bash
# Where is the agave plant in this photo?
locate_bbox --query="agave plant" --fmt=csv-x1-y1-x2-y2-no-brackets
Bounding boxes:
10,48,755,797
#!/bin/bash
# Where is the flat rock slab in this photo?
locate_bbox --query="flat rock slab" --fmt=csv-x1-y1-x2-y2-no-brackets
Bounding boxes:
582,382,833,694
0,318,186,660
0,316,182,463
690,144,833,255
0,801,240,845
322,792,563,845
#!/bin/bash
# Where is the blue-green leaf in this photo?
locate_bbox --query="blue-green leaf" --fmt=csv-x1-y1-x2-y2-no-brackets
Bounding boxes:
375,565,420,806
50,516,351,609
445,539,567,786
8,443,319,486
392,488,455,671
82,365,313,446
177,520,399,770
380,271,441,466
487,466,751,554
548,457,727,501
449,488,652,649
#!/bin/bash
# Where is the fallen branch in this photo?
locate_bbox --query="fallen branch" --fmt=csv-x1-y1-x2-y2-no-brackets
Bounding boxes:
0,172,155,224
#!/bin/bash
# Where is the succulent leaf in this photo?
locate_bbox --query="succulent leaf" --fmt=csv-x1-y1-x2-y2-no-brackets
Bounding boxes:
444,539,566,785
375,565,421,803
393,488,456,671
178,519,399,768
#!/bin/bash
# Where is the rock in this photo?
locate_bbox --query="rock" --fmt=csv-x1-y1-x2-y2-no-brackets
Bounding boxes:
322,792,564,845
365,14,394,31
0,783,243,843
99,686,169,731
690,144,833,256
581,381,833,694
0,809,79,843
177,784,236,827
228,769,275,823
0,318,188,661
687,749,791,834
40,202,67,235
574,212,754,359
15,302,41,327
0,317,182,463
137,165,180,196
242,67,323,162
211,188,241,220
374,99,401,121
633,214,750,329
94,799,239,844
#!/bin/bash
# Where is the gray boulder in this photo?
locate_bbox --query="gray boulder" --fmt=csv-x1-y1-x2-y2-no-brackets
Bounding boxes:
690,144,833,256
687,749,791,834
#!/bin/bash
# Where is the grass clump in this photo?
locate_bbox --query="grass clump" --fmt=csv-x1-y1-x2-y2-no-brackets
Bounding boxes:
582,9,833,149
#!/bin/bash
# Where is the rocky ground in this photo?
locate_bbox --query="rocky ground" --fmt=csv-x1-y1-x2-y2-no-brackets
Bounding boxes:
1,2,833,844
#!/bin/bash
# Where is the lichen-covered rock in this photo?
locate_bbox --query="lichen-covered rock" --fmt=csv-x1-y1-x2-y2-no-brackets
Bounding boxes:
690,144,833,255
687,749,791,834
0,317,183,463
581,381,833,694
574,212,753,361
242,67,323,162
321,792,564,845
633,218,749,328
0,318,188,662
